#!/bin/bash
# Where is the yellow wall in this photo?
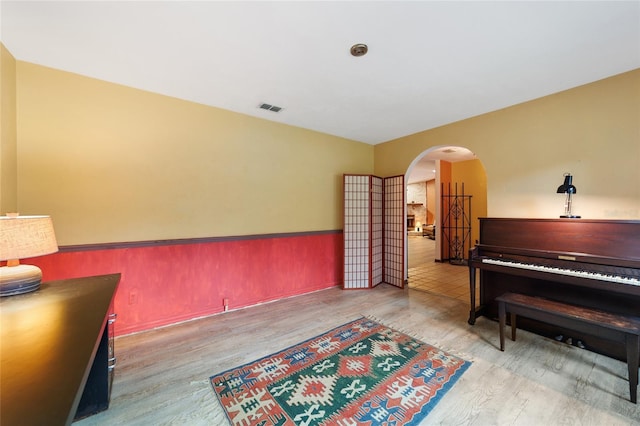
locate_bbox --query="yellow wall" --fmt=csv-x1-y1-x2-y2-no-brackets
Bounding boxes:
1,44,18,213
375,69,640,221
452,159,487,245
8,47,640,247
15,62,373,245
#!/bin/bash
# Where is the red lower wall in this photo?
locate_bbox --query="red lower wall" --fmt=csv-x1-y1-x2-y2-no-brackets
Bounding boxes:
30,232,343,336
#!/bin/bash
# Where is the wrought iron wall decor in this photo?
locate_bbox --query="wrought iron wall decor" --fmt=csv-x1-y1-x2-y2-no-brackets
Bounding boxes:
441,182,472,265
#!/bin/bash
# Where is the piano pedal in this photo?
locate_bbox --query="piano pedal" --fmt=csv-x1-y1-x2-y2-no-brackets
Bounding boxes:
565,337,573,345
554,335,564,341
576,340,585,349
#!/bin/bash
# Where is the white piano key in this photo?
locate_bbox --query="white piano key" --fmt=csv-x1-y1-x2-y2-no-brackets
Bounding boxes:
482,258,640,287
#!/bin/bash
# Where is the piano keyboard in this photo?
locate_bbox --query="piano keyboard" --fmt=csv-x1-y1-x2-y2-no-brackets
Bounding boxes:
482,258,640,287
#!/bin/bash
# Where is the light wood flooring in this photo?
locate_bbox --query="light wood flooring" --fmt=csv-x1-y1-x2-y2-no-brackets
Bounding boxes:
75,239,640,425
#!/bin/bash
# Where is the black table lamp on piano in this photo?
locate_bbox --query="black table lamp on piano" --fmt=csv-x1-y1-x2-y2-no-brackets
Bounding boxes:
556,173,580,218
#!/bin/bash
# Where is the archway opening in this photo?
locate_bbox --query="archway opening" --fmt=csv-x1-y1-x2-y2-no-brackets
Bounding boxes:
404,145,487,302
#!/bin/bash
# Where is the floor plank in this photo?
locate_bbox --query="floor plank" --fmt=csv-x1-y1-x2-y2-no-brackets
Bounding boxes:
76,286,640,425
75,238,640,425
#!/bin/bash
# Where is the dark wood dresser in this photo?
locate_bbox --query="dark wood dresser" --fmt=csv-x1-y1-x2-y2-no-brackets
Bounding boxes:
0,274,120,426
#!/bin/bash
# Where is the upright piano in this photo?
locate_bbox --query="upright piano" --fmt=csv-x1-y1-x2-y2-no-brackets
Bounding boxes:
468,218,640,362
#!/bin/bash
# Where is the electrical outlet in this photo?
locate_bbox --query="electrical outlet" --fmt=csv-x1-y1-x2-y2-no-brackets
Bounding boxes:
129,291,138,304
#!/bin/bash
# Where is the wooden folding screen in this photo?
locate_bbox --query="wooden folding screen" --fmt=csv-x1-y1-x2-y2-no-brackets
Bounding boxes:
383,176,404,288
343,175,374,289
371,177,384,286
343,174,404,289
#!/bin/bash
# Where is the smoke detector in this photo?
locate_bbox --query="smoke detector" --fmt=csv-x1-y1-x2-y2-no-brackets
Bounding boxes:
350,43,368,57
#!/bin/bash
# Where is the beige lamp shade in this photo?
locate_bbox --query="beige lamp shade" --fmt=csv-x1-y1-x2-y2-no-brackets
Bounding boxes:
1,215,58,261
1,215,58,297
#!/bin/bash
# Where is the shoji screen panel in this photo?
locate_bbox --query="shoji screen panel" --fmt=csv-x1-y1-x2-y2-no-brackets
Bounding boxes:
383,175,405,288
343,175,371,289
371,176,383,286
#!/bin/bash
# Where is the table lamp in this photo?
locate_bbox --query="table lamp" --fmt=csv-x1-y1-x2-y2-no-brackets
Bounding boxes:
0,214,58,296
556,173,580,218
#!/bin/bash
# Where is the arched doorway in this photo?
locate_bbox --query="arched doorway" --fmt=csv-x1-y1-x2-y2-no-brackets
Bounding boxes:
404,146,487,301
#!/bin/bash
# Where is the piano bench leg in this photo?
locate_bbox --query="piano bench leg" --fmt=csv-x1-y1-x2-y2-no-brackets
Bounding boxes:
498,300,506,351
627,334,638,404
498,301,521,352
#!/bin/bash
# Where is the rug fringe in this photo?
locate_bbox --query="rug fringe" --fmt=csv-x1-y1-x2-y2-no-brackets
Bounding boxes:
363,314,475,363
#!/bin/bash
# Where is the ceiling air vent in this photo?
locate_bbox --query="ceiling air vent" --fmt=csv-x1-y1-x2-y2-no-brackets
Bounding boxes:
259,103,283,113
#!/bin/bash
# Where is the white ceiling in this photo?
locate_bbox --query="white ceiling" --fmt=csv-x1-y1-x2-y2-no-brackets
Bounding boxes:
1,1,639,148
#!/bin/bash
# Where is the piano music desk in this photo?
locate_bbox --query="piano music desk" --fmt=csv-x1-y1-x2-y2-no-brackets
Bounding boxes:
496,292,640,403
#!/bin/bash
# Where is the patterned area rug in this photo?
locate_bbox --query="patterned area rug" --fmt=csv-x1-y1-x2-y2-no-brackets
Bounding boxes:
210,317,471,425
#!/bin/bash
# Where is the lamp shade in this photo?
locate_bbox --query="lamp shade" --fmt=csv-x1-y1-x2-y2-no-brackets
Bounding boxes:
0,215,58,261
556,174,577,194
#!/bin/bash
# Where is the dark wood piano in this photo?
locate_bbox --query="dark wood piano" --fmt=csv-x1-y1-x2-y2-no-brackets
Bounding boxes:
469,218,640,362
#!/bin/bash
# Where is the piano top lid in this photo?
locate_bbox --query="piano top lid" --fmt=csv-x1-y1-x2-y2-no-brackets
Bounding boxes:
477,217,640,262
478,217,640,224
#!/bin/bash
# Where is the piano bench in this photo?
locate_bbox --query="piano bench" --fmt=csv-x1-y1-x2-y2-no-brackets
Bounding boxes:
495,292,640,404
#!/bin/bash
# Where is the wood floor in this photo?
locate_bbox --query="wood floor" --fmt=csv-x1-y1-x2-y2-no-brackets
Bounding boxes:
75,281,640,425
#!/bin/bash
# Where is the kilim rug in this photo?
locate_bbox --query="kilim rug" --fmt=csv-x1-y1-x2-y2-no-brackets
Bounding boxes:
210,317,471,425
